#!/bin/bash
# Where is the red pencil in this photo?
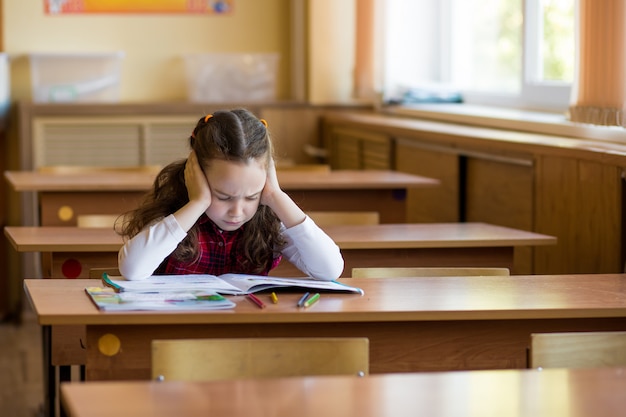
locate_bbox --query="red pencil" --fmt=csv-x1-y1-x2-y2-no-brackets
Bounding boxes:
247,293,266,309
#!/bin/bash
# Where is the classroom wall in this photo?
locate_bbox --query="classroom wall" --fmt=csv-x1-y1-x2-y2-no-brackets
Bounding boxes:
308,0,356,104
2,0,292,102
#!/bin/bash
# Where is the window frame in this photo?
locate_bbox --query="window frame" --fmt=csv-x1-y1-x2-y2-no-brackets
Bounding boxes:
384,0,574,112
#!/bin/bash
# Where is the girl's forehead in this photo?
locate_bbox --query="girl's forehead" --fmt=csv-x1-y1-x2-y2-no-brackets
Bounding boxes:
205,159,266,192
204,157,265,172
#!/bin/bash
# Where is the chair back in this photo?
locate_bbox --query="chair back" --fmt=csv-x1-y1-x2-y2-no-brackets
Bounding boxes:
89,267,121,279
351,267,510,278
151,337,369,381
307,211,380,226
77,214,120,228
530,331,626,368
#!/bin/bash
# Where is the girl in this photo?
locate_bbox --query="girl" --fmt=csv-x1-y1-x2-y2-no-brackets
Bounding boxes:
118,108,344,281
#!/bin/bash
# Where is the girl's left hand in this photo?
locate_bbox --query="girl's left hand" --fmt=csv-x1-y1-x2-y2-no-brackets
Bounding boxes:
261,158,281,207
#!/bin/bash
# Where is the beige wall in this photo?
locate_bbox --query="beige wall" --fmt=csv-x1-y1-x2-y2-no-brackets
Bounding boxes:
308,0,355,104
3,0,292,102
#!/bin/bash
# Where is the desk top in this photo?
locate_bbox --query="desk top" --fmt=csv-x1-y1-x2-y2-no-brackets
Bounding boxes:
4,222,556,252
24,274,626,326
4,169,439,192
60,367,626,417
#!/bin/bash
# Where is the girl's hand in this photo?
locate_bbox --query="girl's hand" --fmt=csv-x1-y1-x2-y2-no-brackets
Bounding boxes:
261,158,307,228
261,158,281,207
184,151,211,210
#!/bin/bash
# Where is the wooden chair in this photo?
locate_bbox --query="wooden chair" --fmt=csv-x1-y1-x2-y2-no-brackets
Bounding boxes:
151,337,369,382
307,211,380,226
530,331,626,369
77,214,121,228
351,266,511,278
89,267,121,279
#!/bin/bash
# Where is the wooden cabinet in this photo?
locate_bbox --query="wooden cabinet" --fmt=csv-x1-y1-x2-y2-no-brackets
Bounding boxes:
322,111,626,276
395,139,460,223
534,156,624,274
327,127,393,169
395,141,536,273
463,152,535,274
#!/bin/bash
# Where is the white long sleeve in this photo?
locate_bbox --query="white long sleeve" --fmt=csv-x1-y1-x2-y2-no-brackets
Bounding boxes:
118,215,344,281
118,215,187,280
279,216,344,281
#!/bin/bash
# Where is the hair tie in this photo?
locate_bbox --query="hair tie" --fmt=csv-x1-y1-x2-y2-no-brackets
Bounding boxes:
191,114,213,139
260,119,268,127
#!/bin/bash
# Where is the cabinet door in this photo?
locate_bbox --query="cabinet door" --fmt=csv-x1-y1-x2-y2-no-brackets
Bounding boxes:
362,134,393,169
332,130,361,169
395,139,460,223
464,152,534,274
535,156,623,274
329,127,391,169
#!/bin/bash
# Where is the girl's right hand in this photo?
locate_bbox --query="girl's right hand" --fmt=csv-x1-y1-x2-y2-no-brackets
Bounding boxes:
184,150,211,210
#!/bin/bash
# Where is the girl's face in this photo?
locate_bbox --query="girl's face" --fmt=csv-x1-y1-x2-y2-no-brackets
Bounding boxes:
203,158,266,231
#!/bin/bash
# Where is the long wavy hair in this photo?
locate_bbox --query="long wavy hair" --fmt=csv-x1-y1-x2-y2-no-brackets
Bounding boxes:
119,108,285,274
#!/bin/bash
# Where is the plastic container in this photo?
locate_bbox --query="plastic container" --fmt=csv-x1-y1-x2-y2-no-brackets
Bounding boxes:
183,53,279,103
29,52,125,103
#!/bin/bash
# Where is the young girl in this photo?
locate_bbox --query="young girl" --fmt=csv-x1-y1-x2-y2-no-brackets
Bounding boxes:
117,108,344,281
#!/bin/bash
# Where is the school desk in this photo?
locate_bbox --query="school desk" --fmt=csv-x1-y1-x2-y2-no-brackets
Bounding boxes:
4,169,439,225
24,274,626,417
60,367,626,417
4,222,557,279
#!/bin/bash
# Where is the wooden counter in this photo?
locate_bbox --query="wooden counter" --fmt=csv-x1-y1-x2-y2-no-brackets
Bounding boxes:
321,110,626,276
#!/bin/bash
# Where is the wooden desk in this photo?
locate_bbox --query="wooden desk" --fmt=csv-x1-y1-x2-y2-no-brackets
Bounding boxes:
4,169,439,225
24,274,626,376
60,367,626,417
25,274,626,417
5,222,557,278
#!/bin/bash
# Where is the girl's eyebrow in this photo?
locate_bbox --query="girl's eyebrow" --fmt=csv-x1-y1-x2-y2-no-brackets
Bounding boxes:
213,189,263,198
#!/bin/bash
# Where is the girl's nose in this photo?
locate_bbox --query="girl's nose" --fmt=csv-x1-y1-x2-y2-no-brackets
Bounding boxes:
229,200,244,216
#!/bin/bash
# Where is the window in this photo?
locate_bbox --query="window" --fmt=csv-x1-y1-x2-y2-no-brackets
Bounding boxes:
382,0,575,111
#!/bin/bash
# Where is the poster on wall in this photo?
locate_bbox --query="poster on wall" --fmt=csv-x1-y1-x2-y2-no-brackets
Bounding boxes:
44,0,232,14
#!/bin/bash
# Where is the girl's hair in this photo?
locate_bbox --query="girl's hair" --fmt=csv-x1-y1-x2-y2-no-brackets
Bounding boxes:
119,108,285,274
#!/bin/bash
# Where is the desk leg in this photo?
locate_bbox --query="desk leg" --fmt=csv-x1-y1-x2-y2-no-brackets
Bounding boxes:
42,326,70,417
42,326,54,417
58,366,70,417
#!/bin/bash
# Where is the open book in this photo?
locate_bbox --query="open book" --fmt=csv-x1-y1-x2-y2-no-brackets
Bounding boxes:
101,273,364,296
85,286,236,312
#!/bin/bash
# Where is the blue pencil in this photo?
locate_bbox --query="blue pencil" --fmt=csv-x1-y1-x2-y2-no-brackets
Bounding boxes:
297,292,310,307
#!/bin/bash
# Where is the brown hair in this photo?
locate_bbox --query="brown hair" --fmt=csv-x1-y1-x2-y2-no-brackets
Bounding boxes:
119,108,285,274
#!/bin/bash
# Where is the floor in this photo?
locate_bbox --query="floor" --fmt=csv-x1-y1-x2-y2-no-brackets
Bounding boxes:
0,302,45,417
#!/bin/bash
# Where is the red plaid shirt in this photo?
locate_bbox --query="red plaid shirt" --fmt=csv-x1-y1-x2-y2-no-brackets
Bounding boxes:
155,214,281,276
